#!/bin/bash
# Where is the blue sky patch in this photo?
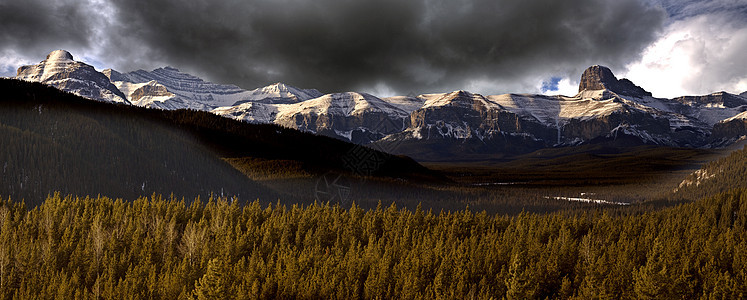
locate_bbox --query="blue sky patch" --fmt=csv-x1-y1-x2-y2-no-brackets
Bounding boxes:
541,77,562,93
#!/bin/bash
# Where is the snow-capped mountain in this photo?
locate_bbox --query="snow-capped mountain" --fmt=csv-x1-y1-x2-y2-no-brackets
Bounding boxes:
239,82,323,104
273,92,409,144
16,50,129,104
11,50,747,158
105,68,322,110
211,92,409,143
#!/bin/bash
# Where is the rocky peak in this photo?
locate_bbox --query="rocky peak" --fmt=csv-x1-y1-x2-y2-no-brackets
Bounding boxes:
740,91,747,98
45,50,74,62
578,65,651,97
579,65,617,91
102,68,127,82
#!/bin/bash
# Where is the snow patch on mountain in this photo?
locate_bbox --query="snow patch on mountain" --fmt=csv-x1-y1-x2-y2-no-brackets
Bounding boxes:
211,102,279,123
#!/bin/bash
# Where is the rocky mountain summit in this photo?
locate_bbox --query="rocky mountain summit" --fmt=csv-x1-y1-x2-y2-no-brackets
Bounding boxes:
578,65,652,97
16,50,129,104
13,51,747,160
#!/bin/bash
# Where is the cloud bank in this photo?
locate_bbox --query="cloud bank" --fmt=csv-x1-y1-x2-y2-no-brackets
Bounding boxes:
622,1,747,98
0,0,670,96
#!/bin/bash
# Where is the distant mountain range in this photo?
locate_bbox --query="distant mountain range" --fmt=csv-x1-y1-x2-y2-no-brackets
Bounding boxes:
14,50,747,160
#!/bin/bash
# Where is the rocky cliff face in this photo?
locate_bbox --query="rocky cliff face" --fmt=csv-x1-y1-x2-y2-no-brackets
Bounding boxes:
16,50,129,104
710,112,747,145
671,92,747,108
405,91,555,142
578,65,652,97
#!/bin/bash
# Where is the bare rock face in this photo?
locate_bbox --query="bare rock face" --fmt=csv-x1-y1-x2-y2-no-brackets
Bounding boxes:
578,65,651,97
579,65,618,91
130,82,174,103
16,50,129,104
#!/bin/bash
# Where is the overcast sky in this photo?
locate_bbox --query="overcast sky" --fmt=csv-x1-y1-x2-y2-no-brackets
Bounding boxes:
1,0,745,98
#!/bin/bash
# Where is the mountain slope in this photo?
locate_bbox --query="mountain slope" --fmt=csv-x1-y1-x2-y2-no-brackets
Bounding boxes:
105,67,250,110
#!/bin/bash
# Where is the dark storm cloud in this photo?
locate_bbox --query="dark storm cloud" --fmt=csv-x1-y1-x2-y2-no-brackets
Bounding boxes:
0,0,94,55
1,0,666,95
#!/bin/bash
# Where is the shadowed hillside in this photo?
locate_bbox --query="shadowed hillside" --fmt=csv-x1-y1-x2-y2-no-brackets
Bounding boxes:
0,79,278,205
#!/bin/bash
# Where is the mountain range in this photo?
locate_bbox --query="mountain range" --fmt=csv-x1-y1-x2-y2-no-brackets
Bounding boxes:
14,50,747,160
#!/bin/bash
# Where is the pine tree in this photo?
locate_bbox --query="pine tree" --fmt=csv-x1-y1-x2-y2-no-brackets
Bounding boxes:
193,258,228,300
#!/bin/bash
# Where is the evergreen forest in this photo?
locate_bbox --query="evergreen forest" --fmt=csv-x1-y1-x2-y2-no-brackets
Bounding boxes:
0,188,745,299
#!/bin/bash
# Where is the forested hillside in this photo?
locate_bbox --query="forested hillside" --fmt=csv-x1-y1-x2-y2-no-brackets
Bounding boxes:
0,79,274,205
672,146,747,201
0,189,744,299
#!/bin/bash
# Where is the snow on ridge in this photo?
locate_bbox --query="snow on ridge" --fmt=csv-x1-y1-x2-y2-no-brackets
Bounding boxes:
421,90,500,109
487,92,624,126
721,111,747,122
276,92,408,118
381,95,427,113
